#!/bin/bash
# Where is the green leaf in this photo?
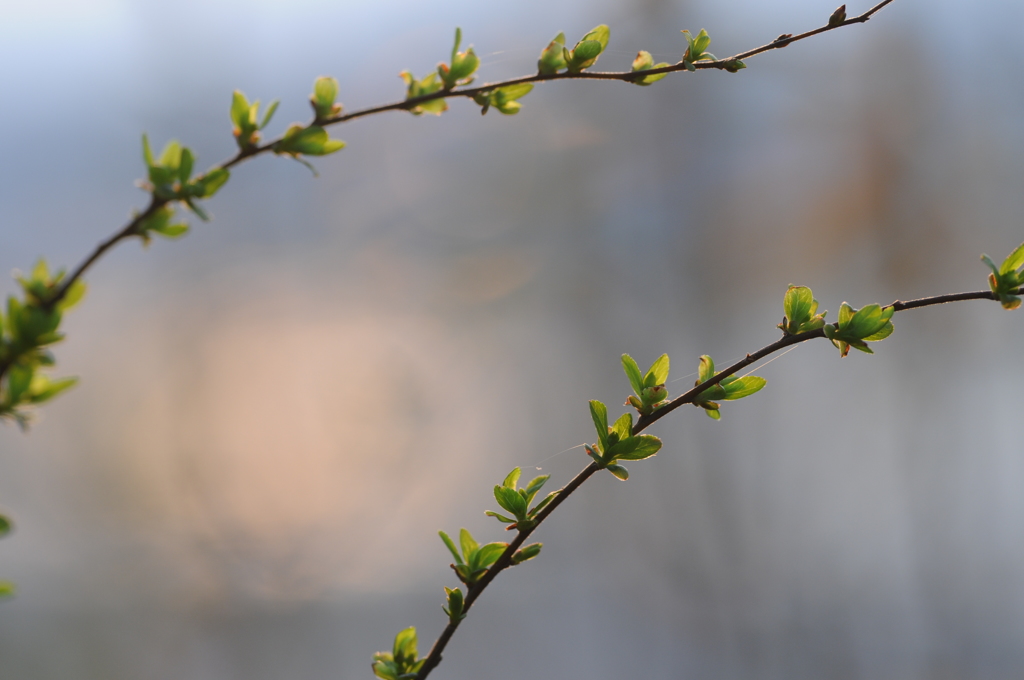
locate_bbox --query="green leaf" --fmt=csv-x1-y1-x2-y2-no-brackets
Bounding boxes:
705,407,721,420
459,528,478,561
485,510,516,524
443,586,465,621
721,376,766,400
151,222,189,239
511,543,542,565
611,412,632,442
178,147,194,183
1000,241,1024,275
141,134,154,167
313,76,338,109
838,302,855,328
631,51,670,85
981,254,1001,277
698,355,715,383
537,32,567,74
495,485,526,517
195,168,230,198
260,99,280,129
645,353,669,387
0,582,13,598
28,376,77,404
606,463,629,480
522,474,549,501
7,364,33,404
784,285,814,326
473,542,507,570
621,354,644,394
862,321,894,342
0,514,10,537
581,24,610,51
231,90,251,129
607,434,662,461
273,125,345,157
589,400,609,452
438,530,463,564
158,140,182,170
393,627,418,661
502,467,522,489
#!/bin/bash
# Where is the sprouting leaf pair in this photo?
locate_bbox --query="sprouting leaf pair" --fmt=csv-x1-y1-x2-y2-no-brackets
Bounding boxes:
778,285,828,335
631,51,670,86
310,76,342,122
438,27,480,90
230,90,279,151
141,136,230,221
823,303,894,357
372,627,424,680
622,353,670,415
537,25,610,75
438,528,508,586
693,355,766,420
981,240,1024,310
399,28,481,116
586,400,662,480
473,83,533,115
486,467,557,531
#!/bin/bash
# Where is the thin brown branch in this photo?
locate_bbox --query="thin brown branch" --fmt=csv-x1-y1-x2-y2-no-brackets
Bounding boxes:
415,284,1016,680
43,0,895,312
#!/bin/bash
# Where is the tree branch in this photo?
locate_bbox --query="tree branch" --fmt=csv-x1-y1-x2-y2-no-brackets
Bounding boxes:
414,284,1018,680
45,0,895,309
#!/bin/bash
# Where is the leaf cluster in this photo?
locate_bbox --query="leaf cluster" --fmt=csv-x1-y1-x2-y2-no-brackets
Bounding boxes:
438,28,480,90
693,355,766,420
473,83,534,115
622,353,670,416
229,90,279,151
0,261,84,426
438,528,508,586
587,400,662,480
372,627,424,680
486,467,557,532
778,285,827,335
141,136,229,224
537,25,610,75
823,302,894,357
981,240,1024,309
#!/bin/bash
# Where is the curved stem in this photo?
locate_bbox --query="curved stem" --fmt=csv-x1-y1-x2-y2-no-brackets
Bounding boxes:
414,285,1017,679
43,0,894,310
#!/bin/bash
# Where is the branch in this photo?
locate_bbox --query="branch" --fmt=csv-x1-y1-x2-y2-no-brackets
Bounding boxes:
413,284,1018,680
46,0,894,309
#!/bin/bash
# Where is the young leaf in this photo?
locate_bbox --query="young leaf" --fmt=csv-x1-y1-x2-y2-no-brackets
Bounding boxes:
589,400,609,452
1000,241,1024,275
631,50,670,85
644,353,669,387
621,354,644,394
606,433,662,461
503,467,522,489
511,543,542,565
606,463,629,480
721,376,766,400
537,32,567,74
459,527,478,561
438,530,463,564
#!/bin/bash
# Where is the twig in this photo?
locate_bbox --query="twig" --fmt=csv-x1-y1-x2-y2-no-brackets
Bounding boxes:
414,284,1017,680
45,0,895,310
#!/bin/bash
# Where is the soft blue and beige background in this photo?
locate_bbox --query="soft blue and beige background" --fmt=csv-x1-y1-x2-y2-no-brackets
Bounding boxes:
2,0,1023,678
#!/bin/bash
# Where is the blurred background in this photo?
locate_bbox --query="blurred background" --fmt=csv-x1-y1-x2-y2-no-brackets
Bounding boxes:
1,0,1023,678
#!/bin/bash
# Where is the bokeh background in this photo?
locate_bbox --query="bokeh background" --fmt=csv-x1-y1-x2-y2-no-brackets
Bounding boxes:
2,0,1023,678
